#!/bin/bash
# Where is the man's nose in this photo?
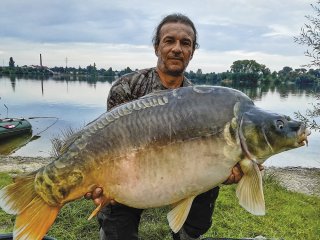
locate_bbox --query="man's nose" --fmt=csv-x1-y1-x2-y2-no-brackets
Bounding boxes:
172,41,182,53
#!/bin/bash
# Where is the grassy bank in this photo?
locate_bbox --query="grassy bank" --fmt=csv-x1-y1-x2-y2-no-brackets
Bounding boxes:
0,172,319,239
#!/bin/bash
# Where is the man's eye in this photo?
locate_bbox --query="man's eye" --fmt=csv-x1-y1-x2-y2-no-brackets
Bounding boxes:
164,39,174,43
182,41,191,46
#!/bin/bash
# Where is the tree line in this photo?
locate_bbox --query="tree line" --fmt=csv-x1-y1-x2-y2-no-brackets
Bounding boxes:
1,58,319,86
185,60,319,86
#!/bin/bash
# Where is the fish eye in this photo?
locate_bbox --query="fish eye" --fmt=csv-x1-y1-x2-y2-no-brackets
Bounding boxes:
276,120,285,130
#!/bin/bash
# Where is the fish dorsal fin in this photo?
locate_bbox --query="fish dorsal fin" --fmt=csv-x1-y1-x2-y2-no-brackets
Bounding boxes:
236,159,265,215
51,127,82,157
167,196,196,233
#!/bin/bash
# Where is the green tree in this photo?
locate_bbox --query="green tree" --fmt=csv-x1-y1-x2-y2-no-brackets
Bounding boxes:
119,67,133,76
105,67,115,76
295,1,320,130
278,66,293,82
230,60,270,85
9,57,15,68
196,68,202,76
294,1,320,67
86,64,97,75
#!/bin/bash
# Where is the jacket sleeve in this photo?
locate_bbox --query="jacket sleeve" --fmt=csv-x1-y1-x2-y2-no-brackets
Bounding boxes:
107,77,133,111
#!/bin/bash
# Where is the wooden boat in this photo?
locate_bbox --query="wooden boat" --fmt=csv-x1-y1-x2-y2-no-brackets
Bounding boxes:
0,118,32,140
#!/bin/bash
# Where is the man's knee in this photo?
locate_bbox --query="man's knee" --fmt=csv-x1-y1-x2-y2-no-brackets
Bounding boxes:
183,187,220,238
98,204,143,240
100,227,108,240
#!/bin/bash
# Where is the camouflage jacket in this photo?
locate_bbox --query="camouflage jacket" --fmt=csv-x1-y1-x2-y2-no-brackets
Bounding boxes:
107,68,192,110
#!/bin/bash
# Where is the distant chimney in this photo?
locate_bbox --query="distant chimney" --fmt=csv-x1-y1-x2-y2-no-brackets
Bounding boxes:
40,54,43,68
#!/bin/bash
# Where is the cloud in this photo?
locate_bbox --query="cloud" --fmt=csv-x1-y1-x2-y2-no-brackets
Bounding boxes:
189,49,309,73
0,38,156,69
0,0,314,72
263,24,299,38
0,0,154,45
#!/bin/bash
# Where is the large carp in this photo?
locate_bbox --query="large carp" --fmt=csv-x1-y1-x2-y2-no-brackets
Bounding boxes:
0,86,310,240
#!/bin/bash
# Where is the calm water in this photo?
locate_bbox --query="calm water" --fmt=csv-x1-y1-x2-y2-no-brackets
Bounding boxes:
0,76,319,168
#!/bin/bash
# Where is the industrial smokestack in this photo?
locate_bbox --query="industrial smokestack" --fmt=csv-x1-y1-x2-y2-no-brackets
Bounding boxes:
40,53,43,68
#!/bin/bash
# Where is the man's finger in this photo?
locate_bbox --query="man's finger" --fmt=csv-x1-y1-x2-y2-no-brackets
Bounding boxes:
232,165,243,183
92,187,103,199
84,192,92,200
258,164,264,171
93,198,103,206
223,174,235,185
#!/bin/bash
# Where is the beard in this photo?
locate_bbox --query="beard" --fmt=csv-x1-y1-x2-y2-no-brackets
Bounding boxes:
159,59,188,76
166,68,184,76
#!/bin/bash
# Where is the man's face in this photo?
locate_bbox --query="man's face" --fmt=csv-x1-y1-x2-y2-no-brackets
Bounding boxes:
155,22,195,76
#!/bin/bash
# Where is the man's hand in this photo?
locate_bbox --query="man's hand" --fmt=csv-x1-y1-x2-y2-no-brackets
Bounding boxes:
223,163,264,185
84,187,117,206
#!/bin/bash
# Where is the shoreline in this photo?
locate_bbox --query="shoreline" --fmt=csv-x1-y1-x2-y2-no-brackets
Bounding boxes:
0,155,319,197
0,156,53,173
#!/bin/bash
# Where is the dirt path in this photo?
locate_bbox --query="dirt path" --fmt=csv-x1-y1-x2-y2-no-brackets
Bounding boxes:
0,156,53,173
0,156,319,197
266,167,320,197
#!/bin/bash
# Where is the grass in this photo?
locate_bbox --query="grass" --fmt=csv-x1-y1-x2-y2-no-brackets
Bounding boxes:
0,172,319,240
0,172,15,234
203,175,320,239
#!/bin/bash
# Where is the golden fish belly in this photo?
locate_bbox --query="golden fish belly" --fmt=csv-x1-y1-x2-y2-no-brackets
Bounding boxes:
100,136,238,208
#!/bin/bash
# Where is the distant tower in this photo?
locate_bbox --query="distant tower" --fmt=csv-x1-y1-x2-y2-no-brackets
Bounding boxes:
40,54,43,68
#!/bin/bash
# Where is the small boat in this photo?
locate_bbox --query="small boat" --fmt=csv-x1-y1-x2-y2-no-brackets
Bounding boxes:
0,118,32,140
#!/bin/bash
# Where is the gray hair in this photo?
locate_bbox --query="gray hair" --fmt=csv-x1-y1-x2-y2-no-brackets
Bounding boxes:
152,13,199,51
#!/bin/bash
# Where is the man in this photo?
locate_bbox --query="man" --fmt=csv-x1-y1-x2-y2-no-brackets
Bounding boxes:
85,13,244,240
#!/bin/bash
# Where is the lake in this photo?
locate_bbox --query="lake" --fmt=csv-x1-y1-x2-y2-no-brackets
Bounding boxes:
0,75,319,168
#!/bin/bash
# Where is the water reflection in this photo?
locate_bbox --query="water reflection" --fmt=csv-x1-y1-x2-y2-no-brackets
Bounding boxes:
51,74,115,84
221,81,320,100
0,132,33,155
9,75,16,91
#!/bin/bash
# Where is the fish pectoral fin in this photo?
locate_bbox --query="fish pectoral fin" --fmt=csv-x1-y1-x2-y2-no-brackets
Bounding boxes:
88,204,103,220
88,197,110,220
167,196,196,233
236,159,265,215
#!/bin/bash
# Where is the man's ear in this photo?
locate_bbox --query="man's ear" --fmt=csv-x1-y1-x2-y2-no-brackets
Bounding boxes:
154,45,159,57
190,51,194,60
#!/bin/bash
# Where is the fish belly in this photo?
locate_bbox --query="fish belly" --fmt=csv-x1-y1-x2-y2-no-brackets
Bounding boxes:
103,137,237,208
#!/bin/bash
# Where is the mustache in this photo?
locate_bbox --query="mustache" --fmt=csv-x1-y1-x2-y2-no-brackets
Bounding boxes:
168,56,183,60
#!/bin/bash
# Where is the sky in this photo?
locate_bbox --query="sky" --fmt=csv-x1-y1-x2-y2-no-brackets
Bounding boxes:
0,0,315,73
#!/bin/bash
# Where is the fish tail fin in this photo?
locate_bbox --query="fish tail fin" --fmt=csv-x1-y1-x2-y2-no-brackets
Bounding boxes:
0,172,38,214
14,196,60,240
0,172,60,240
236,159,265,215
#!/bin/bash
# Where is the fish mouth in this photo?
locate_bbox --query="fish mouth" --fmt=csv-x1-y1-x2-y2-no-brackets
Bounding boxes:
297,128,311,147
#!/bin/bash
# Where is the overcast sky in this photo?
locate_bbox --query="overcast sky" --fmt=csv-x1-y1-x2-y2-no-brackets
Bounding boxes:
0,0,315,73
